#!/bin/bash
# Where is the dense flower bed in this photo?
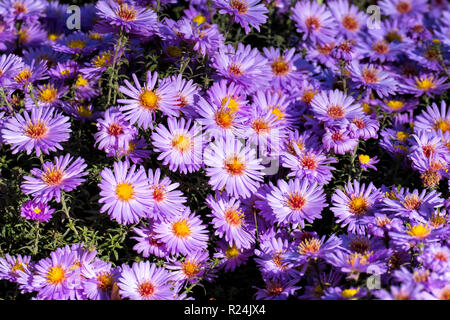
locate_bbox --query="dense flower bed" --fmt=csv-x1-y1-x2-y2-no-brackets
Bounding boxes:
0,0,449,300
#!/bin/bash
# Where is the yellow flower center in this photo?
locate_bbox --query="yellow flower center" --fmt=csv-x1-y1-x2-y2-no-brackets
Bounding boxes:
166,46,182,58
171,134,192,154
182,260,201,278
221,96,240,114
387,100,404,111
47,266,66,284
415,76,436,91
48,34,60,41
97,272,115,291
341,288,360,298
224,156,246,176
434,120,449,133
361,103,372,114
225,245,240,258
192,15,206,25
115,183,134,201
139,89,159,111
298,237,322,255
14,68,32,83
407,224,431,239
33,207,42,214
25,120,48,139
271,59,290,76
302,90,317,104
359,154,371,164
68,40,86,49
348,196,369,216
76,105,93,118
116,4,138,21
92,52,112,68
39,86,58,103
271,107,285,120
75,74,88,87
396,131,410,142
172,219,191,238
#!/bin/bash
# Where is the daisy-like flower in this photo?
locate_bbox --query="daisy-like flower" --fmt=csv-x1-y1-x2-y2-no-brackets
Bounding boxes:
153,207,209,256
31,249,79,300
331,180,383,234
323,287,367,300
48,60,79,81
211,43,272,93
109,138,151,165
21,154,88,203
213,239,254,272
357,35,406,63
203,135,265,199
291,0,337,45
118,71,179,130
0,54,24,88
322,125,359,155
418,243,449,274
52,31,96,56
253,278,301,300
263,47,305,90
358,154,379,171
95,0,158,36
215,0,268,34
389,223,444,247
1,107,71,157
166,250,210,285
131,223,167,258
282,146,337,185
117,261,174,300
266,178,327,227
290,233,342,265
94,108,137,154
25,82,69,110
81,259,121,300
11,59,48,90
98,161,153,225
399,74,450,97
0,254,33,283
159,74,200,118
147,168,187,220
348,115,379,140
379,0,428,20
206,192,255,250
151,117,203,174
20,199,55,222
380,97,419,114
348,62,398,98
310,89,363,125
328,0,366,39
415,101,449,134
374,283,425,300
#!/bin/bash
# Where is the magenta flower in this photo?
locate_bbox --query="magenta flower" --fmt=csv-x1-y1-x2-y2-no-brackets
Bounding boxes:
20,199,55,222
215,0,268,34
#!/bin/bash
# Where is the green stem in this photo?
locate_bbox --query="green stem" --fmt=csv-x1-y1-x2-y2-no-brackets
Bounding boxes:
27,84,41,109
340,59,347,94
179,55,192,75
223,18,233,41
33,221,40,256
0,88,14,114
61,192,79,237
107,32,127,106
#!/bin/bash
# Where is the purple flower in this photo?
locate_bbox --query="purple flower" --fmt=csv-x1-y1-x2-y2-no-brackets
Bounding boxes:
131,223,167,258
215,0,268,34
203,135,265,199
81,259,121,300
0,254,33,283
151,117,203,174
21,154,88,203
322,125,359,155
213,239,254,272
263,47,305,90
328,0,367,39
348,61,398,98
418,243,450,274
117,261,174,300
98,161,153,225
20,199,55,222
399,74,450,97
253,278,301,300
266,178,327,227
358,154,379,171
0,54,24,88
118,71,179,130
292,0,337,45
206,192,255,250
166,250,211,285
159,74,200,118
153,207,209,256
415,101,449,134
331,180,383,234
2,107,71,157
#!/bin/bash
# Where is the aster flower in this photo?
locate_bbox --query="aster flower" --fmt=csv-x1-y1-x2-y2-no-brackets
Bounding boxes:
153,207,209,256
20,199,55,222
358,154,379,171
206,192,255,250
331,180,383,234
415,101,449,134
48,60,79,80
292,0,337,45
399,74,450,97
21,154,88,203
253,278,301,300
95,0,158,36
323,287,367,300
213,239,254,272
31,249,79,300
263,47,305,90
328,0,366,39
0,254,33,283
203,134,265,199
311,89,363,125
290,233,342,265
147,168,187,220
374,283,425,300
117,71,179,130
98,161,153,225
166,250,211,285
380,97,419,114
52,31,96,55
326,247,389,274
81,259,121,300
11,59,48,90
0,54,24,88
215,0,268,34
109,138,151,165
1,107,71,157
94,108,137,154
117,261,174,300
367,213,404,238
322,125,359,155
418,243,450,274
131,223,167,258
348,115,379,140
159,74,200,118
266,178,327,228
151,117,203,174
379,0,428,20
390,223,445,248
282,146,337,185
348,62,398,98
25,82,69,110
211,43,272,93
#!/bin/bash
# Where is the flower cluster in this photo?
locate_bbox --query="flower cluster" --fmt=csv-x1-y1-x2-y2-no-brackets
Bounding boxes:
0,0,449,301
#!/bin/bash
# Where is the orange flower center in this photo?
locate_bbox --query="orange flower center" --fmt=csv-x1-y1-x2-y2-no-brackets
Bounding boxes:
116,4,138,21
271,59,290,76
372,40,389,54
230,0,248,14
228,63,243,77
305,16,321,30
172,219,191,238
224,207,244,227
396,1,412,14
348,196,369,216
327,105,345,119
362,67,379,84
107,123,124,137
342,15,359,31
224,156,246,176
287,192,306,211
138,281,155,298
42,166,64,186
25,120,49,139
298,237,322,255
